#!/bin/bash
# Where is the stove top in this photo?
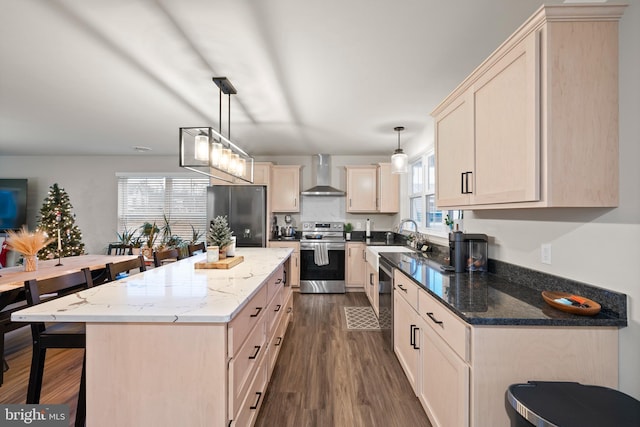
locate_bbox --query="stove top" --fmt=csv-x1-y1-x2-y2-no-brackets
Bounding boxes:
300,222,345,242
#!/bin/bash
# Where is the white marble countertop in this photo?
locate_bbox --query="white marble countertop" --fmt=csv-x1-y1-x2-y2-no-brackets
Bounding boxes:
12,247,292,324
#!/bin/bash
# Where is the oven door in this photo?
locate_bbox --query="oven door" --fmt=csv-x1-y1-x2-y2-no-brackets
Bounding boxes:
299,241,346,293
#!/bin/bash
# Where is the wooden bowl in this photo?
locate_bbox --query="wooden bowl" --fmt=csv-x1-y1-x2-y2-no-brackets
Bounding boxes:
541,291,601,316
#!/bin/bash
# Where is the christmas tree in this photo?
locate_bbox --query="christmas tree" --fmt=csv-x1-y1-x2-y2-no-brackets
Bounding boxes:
37,183,85,259
207,216,233,250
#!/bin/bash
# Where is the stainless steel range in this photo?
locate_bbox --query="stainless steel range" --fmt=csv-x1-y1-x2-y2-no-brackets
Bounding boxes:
299,221,346,293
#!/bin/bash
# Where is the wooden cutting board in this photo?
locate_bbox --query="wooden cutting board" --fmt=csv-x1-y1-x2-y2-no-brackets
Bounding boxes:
194,256,244,269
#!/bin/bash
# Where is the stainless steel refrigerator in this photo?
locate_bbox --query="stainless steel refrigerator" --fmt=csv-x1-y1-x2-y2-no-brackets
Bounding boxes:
206,185,267,247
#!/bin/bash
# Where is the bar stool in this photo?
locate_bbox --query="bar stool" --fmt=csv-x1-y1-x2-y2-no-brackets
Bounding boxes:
105,255,146,282
24,268,94,427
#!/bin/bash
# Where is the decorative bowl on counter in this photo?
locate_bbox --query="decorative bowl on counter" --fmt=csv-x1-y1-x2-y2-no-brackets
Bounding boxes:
541,291,601,316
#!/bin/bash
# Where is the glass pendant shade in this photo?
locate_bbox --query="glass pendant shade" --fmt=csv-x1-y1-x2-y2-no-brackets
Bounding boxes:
194,134,209,161
391,126,408,174
220,148,231,171
391,150,408,174
210,142,222,167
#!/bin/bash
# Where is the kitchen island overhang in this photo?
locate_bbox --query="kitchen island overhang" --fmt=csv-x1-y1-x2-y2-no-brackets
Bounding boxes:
12,247,294,427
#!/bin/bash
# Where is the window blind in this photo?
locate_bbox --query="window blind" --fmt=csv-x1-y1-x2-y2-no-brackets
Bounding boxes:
117,176,209,243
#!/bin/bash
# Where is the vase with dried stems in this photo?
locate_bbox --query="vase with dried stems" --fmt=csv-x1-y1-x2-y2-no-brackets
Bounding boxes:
6,226,54,272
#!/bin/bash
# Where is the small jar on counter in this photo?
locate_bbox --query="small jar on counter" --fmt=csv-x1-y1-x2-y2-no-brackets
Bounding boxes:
206,246,219,263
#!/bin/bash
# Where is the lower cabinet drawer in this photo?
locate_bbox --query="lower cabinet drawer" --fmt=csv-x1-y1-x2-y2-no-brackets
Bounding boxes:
267,265,285,302
266,287,284,338
268,307,290,379
394,269,419,310
231,358,267,427
228,284,268,358
283,289,293,322
418,289,469,362
229,319,266,417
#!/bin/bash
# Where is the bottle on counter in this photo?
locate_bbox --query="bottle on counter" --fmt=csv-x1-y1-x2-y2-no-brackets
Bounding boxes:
365,218,371,238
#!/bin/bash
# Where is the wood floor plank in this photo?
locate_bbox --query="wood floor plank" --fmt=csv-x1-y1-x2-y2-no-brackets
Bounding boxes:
256,292,432,427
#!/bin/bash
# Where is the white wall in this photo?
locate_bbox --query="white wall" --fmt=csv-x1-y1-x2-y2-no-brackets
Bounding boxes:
402,4,640,398
0,155,185,256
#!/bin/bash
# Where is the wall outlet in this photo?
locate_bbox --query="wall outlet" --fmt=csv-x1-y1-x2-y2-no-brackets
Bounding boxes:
541,243,552,265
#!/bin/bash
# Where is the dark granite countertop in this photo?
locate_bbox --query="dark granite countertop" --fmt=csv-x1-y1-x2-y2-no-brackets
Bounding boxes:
380,251,627,328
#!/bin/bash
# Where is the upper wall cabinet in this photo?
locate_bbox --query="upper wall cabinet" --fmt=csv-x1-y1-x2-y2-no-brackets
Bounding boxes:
271,165,301,212
345,164,399,213
431,4,625,210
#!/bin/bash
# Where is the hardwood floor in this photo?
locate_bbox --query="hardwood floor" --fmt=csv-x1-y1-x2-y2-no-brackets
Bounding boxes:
1,325,83,424
1,292,431,427
256,292,432,427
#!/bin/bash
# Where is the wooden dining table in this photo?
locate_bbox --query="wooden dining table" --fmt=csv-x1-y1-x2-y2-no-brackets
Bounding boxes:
0,254,138,385
0,254,138,293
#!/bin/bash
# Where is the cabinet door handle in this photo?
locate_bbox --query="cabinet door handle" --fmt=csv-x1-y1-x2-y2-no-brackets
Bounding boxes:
275,278,283,284
426,312,444,326
287,306,292,314
461,171,473,194
275,336,283,346
248,345,261,360
283,270,287,286
411,325,420,350
250,391,262,410
294,197,297,208
348,248,351,257
274,304,282,312
349,198,352,208
397,284,407,293
250,307,263,318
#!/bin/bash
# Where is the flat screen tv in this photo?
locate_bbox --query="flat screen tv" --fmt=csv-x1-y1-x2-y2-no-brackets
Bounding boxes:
0,179,28,232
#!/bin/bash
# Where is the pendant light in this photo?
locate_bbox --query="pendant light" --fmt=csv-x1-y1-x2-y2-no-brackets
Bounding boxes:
391,126,408,174
179,77,254,183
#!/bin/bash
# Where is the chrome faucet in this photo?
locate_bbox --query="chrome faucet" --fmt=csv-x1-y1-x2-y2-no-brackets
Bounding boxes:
398,218,418,233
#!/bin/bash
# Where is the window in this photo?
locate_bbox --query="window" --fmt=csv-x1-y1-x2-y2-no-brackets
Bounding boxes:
409,152,461,235
117,175,209,242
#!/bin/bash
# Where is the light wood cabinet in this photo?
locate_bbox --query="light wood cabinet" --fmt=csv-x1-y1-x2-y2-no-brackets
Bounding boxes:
377,163,399,213
432,4,625,209
345,242,366,289
345,164,399,213
393,289,420,394
393,266,619,427
268,241,300,288
364,261,379,315
271,165,301,212
419,317,469,427
346,166,377,212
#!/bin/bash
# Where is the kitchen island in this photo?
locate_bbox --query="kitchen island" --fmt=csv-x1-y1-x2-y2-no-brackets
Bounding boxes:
13,247,294,427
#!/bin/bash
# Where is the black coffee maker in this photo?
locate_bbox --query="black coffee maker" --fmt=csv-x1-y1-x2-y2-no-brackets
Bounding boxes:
449,231,488,273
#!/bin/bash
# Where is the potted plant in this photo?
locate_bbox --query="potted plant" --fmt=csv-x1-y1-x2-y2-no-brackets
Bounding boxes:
344,223,353,240
208,216,234,259
116,227,135,246
131,235,143,255
140,221,159,259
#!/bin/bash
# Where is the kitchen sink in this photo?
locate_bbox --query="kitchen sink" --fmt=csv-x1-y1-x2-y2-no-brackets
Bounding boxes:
366,246,415,271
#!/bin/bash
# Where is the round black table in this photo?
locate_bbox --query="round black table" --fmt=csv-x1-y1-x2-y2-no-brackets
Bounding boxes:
507,381,640,427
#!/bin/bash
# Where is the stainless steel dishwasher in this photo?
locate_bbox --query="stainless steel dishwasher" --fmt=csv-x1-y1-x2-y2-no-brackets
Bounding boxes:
378,256,394,348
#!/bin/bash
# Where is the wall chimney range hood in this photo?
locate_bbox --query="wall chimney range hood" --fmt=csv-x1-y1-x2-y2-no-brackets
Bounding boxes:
301,154,345,196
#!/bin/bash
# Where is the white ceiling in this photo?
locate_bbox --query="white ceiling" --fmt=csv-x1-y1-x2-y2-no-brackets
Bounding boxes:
0,0,563,157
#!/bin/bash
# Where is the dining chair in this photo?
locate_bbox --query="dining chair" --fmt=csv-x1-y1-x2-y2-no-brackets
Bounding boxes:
107,243,133,255
153,248,181,268
105,255,146,282
23,268,94,427
187,242,206,257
